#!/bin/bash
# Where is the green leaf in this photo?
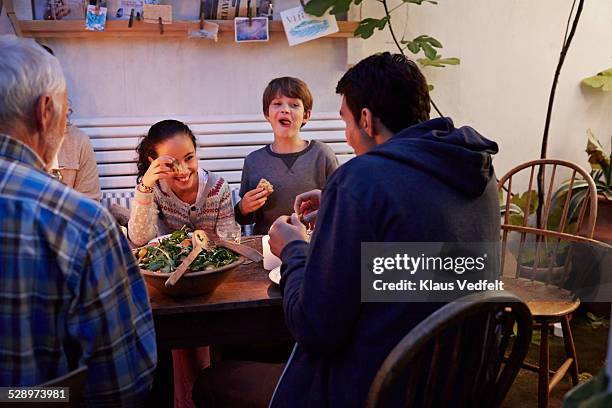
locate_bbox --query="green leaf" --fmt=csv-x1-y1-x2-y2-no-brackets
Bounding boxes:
304,0,352,16
405,41,420,54
586,128,611,173
418,57,460,67
426,36,443,48
506,190,539,226
422,44,437,59
354,17,389,39
581,68,612,91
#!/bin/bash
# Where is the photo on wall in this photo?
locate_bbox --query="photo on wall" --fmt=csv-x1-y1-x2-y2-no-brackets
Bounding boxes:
201,0,256,20
234,17,269,43
85,4,108,31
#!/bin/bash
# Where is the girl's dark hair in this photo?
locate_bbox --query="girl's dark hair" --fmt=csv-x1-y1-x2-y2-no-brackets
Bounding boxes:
136,119,196,181
336,52,430,134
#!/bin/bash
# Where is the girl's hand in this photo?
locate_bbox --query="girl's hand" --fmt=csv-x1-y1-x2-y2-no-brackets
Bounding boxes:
141,155,175,188
239,187,268,215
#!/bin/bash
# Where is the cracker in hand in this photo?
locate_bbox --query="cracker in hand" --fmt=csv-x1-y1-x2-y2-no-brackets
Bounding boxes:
257,178,274,196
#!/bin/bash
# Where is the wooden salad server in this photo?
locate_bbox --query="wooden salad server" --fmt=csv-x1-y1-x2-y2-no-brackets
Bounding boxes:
165,230,209,288
215,239,263,263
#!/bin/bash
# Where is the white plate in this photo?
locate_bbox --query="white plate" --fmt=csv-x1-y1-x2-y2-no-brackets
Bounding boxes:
268,266,281,284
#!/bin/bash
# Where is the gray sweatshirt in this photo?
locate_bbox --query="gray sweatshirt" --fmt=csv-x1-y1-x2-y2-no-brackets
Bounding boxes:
235,140,339,235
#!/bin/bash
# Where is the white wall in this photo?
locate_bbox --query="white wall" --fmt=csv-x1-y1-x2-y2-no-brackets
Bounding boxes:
354,0,612,176
43,36,346,118
2,0,611,177
1,1,347,118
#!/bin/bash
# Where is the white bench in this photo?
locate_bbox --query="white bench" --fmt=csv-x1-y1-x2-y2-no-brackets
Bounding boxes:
73,113,354,210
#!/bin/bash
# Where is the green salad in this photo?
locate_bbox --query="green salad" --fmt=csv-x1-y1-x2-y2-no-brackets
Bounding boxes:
136,226,239,273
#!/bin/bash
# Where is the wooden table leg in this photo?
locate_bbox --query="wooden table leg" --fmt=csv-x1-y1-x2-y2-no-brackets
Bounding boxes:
147,350,174,408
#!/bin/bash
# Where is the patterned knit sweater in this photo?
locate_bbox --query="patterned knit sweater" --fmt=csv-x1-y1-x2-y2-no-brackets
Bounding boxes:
128,168,234,247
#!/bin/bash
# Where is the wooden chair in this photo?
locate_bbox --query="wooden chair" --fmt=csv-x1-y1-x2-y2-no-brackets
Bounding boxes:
365,292,532,408
43,365,88,407
11,366,89,408
498,159,598,407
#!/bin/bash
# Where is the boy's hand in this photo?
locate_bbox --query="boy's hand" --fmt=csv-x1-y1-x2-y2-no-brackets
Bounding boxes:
239,187,268,215
294,189,321,225
269,213,308,257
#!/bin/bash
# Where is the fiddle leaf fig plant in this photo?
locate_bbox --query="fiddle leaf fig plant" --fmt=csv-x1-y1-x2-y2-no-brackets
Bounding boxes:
354,17,390,38
549,129,612,230
304,0,460,69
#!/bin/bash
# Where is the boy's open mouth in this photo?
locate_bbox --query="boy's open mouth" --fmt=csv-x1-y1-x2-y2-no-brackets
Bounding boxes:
279,118,292,126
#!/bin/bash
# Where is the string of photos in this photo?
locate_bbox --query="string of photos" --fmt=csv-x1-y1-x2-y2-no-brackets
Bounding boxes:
34,0,342,45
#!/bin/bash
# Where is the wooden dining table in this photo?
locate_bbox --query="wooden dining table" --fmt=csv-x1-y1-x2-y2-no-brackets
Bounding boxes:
144,235,293,406
147,235,292,350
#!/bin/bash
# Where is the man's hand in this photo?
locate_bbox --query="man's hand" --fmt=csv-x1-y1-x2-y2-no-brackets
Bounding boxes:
294,189,321,226
269,213,308,257
238,187,268,215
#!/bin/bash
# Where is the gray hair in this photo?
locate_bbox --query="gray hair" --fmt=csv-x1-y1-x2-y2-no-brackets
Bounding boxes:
0,35,66,127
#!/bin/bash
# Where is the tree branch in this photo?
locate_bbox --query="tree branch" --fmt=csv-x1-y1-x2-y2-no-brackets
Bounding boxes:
381,0,404,55
381,0,445,118
540,0,584,159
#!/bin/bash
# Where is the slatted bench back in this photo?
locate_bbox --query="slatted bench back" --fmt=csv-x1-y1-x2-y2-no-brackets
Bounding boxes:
73,113,353,208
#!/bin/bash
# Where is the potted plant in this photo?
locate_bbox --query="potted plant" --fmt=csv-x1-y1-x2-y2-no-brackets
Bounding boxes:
500,190,571,282
553,129,612,243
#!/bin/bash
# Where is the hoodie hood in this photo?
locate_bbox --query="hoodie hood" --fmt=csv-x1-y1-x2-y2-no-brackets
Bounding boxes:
367,117,499,198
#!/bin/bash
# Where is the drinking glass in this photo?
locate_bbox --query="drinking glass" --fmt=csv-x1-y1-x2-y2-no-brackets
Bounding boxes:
217,222,242,244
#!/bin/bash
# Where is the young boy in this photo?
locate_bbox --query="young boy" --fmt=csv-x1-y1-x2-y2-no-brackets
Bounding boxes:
235,77,339,235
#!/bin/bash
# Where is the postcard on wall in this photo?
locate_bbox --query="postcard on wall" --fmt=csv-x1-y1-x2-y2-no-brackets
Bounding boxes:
107,0,145,19
37,0,86,20
85,5,108,31
188,20,220,42
200,0,256,20
234,17,269,43
143,4,172,24
280,5,339,46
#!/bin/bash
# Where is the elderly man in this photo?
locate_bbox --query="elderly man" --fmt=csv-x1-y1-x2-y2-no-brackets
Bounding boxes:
0,35,156,405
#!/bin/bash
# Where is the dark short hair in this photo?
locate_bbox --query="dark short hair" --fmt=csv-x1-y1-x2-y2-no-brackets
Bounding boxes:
262,77,313,116
336,52,430,134
136,119,196,181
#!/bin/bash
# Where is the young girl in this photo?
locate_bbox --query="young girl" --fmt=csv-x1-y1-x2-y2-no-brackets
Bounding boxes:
128,119,235,247
128,120,234,408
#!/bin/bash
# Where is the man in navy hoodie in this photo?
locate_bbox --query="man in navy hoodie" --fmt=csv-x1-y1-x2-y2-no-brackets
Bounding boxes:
192,52,500,407
266,52,500,407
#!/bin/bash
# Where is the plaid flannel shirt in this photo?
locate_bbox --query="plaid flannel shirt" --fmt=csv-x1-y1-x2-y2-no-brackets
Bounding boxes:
0,134,157,406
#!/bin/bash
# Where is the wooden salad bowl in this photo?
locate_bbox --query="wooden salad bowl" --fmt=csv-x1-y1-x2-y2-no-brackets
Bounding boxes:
140,257,245,297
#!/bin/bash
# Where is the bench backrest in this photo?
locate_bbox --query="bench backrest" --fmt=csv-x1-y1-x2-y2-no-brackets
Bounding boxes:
73,113,353,209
